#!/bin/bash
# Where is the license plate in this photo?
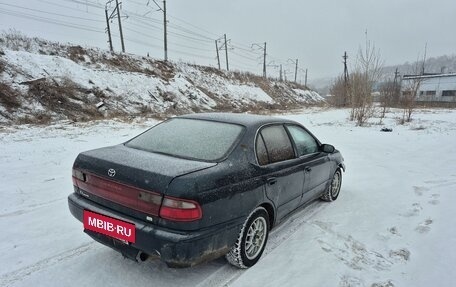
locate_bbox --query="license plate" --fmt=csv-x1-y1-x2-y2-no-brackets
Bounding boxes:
83,210,136,243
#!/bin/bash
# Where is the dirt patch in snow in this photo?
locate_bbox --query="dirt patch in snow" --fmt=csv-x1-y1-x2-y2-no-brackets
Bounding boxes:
0,82,21,112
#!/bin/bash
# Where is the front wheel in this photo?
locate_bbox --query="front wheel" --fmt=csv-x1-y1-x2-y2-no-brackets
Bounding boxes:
321,168,342,202
225,207,269,268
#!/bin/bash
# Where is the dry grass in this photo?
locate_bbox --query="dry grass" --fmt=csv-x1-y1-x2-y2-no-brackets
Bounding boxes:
16,112,52,125
0,82,21,111
0,58,5,72
67,45,87,62
26,77,104,122
196,86,217,100
414,101,456,108
0,29,32,51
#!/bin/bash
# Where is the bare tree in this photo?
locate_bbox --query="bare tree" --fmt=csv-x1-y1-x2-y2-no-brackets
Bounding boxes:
378,80,400,121
400,77,421,123
329,75,348,107
348,39,384,126
400,58,423,123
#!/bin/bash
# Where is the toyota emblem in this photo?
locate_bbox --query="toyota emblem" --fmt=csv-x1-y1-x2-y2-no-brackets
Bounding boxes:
108,168,116,177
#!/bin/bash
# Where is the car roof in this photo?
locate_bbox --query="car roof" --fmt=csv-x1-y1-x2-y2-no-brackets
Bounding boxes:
177,112,298,127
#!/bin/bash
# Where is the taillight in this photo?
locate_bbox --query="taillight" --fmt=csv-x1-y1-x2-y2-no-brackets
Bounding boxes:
72,169,86,183
159,196,202,222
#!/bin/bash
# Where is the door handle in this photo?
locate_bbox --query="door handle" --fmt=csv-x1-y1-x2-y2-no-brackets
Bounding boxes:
267,177,277,185
304,167,312,173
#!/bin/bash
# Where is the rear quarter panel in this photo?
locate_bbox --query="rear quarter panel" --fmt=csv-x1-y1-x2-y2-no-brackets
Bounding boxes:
162,159,268,231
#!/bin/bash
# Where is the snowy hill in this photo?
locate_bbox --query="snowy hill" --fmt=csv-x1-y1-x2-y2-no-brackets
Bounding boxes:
382,54,456,78
0,33,324,125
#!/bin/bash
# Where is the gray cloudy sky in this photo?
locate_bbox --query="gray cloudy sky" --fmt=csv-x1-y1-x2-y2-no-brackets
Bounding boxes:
0,0,455,81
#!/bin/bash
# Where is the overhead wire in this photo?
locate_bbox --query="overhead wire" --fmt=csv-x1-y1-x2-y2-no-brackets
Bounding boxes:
0,8,104,34
230,50,261,62
0,2,104,22
2,0,291,75
36,0,103,17
62,0,104,10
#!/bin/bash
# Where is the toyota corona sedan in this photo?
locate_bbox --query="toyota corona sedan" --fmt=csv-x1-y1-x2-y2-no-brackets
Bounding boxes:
68,113,345,268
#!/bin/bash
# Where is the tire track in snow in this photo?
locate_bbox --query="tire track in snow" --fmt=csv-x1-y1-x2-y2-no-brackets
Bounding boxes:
0,242,96,287
196,201,329,287
0,198,66,218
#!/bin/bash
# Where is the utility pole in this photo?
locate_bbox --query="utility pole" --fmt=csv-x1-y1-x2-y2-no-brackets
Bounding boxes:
163,0,168,61
115,0,125,52
305,68,308,87
105,8,113,52
393,67,400,105
421,42,427,75
224,34,229,71
151,0,167,61
393,67,399,84
215,40,221,70
263,42,267,78
294,58,298,83
343,51,349,84
343,51,349,106
279,64,283,81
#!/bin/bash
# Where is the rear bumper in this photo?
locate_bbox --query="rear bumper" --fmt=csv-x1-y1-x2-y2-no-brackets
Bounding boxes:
68,193,242,267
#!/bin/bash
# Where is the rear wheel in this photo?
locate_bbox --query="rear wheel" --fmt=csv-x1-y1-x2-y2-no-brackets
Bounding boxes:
225,207,269,268
321,168,342,202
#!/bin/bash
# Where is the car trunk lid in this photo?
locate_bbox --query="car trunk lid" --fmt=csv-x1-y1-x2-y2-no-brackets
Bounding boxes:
72,144,216,218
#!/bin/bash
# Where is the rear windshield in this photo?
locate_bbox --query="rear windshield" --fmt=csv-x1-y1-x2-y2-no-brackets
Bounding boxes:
125,118,244,161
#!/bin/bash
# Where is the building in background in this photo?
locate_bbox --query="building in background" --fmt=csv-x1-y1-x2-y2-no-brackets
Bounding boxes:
401,73,456,103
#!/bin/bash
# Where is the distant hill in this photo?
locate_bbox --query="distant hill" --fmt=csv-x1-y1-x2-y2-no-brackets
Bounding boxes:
310,54,456,95
382,54,456,79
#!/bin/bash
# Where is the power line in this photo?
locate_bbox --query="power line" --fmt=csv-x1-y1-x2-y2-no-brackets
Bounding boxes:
230,44,262,57
168,14,219,38
3,0,295,77
123,26,213,52
127,0,150,7
230,50,260,62
167,30,213,43
167,21,214,41
126,15,214,44
36,0,102,17
123,27,162,44
229,59,261,71
0,8,104,34
0,2,104,22
62,0,104,10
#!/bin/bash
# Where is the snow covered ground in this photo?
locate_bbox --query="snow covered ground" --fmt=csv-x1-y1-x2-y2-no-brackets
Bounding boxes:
1,108,455,287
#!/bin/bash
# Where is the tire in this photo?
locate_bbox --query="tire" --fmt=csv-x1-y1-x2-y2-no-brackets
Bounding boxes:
321,168,342,202
225,207,269,268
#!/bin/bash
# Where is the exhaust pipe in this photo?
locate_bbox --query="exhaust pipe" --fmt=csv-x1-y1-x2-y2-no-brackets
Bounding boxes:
137,251,149,262
137,250,160,262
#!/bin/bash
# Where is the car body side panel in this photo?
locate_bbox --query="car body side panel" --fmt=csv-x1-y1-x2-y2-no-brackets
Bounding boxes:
260,159,305,221
301,152,332,203
163,158,268,231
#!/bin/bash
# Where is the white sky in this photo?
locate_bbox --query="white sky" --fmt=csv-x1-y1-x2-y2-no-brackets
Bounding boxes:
0,0,455,81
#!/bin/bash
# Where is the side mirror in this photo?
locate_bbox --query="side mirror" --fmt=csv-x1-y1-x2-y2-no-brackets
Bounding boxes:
321,144,335,153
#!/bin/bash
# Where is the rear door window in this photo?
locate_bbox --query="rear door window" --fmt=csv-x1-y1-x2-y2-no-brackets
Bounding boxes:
286,125,319,156
255,134,269,165
259,125,295,164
